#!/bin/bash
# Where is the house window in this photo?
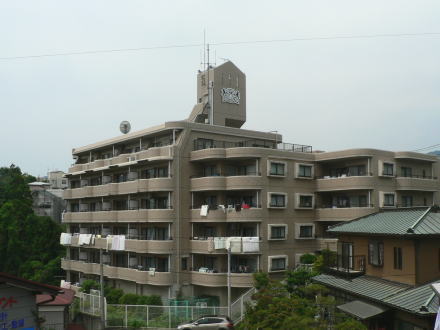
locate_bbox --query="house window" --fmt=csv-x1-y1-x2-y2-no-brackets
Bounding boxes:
383,163,394,176
269,162,285,176
401,196,413,207
299,225,314,238
269,194,286,207
299,195,313,208
298,165,312,178
269,225,287,240
384,193,395,207
401,167,412,177
368,241,384,266
270,256,287,271
393,247,402,270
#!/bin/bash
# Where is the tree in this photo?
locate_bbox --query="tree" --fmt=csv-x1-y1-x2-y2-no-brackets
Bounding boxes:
0,165,64,285
237,271,366,330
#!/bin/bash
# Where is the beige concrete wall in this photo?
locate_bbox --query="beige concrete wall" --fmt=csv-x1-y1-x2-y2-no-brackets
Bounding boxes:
415,238,440,284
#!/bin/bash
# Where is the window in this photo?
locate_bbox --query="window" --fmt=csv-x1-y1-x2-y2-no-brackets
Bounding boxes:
394,247,402,270
348,165,366,176
368,241,384,266
384,193,395,207
298,164,312,178
401,166,412,177
401,196,413,207
203,165,218,177
299,195,313,208
181,257,188,271
269,256,287,271
269,193,286,208
269,225,287,240
383,162,394,176
269,162,285,176
299,225,313,238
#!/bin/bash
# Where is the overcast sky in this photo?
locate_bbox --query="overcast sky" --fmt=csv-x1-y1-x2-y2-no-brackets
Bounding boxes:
1,1,439,176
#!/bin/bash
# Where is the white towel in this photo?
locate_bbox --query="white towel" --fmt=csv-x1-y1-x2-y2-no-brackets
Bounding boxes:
226,237,242,253
112,235,119,250
118,235,125,251
106,235,113,252
218,205,226,213
200,205,209,216
214,237,226,249
242,237,259,253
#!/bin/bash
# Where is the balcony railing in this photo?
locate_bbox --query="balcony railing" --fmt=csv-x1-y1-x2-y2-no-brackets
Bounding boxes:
193,138,312,153
316,173,373,179
324,254,366,277
396,174,437,180
190,171,261,178
318,204,374,209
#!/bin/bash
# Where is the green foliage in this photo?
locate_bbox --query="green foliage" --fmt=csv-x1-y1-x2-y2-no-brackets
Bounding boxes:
0,165,64,285
80,280,99,293
300,253,317,264
119,293,141,305
104,286,124,304
253,271,270,290
314,249,337,273
239,271,366,330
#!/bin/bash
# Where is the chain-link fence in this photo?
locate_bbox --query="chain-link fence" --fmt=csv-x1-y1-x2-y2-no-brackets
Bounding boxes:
106,304,228,328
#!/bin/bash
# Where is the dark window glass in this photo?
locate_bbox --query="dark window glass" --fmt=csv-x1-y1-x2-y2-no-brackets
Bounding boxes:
383,163,394,176
270,226,286,239
271,258,286,271
270,194,286,207
394,247,402,270
299,195,313,208
298,165,312,177
299,225,313,238
368,241,384,266
270,162,285,176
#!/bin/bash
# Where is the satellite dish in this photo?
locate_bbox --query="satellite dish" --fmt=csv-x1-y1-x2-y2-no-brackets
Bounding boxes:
120,121,131,134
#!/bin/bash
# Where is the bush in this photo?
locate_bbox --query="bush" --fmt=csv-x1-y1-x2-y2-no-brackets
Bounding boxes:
300,253,317,264
80,279,99,294
119,293,140,305
105,287,124,304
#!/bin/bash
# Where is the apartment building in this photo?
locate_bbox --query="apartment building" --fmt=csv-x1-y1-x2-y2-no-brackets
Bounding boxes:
61,61,440,304
313,207,440,329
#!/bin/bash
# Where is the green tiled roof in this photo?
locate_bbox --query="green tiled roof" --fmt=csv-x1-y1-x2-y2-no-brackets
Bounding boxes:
384,282,439,314
327,207,440,236
313,274,440,315
313,274,410,301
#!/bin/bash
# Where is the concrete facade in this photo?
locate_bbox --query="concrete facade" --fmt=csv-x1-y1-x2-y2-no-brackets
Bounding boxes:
61,61,440,304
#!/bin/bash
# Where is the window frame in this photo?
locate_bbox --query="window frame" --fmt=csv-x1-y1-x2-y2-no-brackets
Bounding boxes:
393,247,402,270
296,163,314,179
268,192,287,208
368,241,384,267
295,223,315,240
268,255,288,272
268,224,288,240
267,160,287,177
295,193,314,209
382,162,395,176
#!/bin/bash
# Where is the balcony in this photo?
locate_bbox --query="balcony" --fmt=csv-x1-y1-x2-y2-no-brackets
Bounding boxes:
63,209,175,223
69,237,173,254
190,271,254,287
189,238,260,254
315,206,375,221
324,254,366,278
190,175,263,191
190,208,264,222
68,146,174,174
316,175,375,192
61,259,173,286
190,139,312,161
396,176,438,191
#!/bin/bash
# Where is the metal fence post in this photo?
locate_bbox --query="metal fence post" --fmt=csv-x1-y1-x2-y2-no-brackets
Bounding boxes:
124,305,128,328
168,306,171,329
146,305,149,328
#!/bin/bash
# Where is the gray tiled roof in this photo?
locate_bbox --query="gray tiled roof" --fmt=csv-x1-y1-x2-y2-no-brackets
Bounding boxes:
313,274,440,315
327,207,440,236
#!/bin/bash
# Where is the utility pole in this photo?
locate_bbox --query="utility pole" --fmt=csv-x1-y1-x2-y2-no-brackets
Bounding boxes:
227,247,231,318
100,248,105,329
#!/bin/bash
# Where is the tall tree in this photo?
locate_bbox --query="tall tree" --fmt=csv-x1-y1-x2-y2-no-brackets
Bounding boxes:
0,165,64,285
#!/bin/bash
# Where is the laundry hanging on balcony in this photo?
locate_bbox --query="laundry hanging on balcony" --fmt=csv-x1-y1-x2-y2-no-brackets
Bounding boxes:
78,234,92,245
60,233,72,245
200,205,209,216
242,237,259,253
214,237,226,249
226,237,242,253
111,235,126,251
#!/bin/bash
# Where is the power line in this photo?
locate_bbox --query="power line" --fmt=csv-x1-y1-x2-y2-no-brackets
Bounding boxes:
1,32,440,61
412,143,440,152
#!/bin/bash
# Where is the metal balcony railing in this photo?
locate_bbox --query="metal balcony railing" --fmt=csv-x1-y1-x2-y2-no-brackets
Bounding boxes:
324,254,366,277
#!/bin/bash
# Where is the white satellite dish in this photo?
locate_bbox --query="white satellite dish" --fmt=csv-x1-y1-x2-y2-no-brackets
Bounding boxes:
120,121,131,134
